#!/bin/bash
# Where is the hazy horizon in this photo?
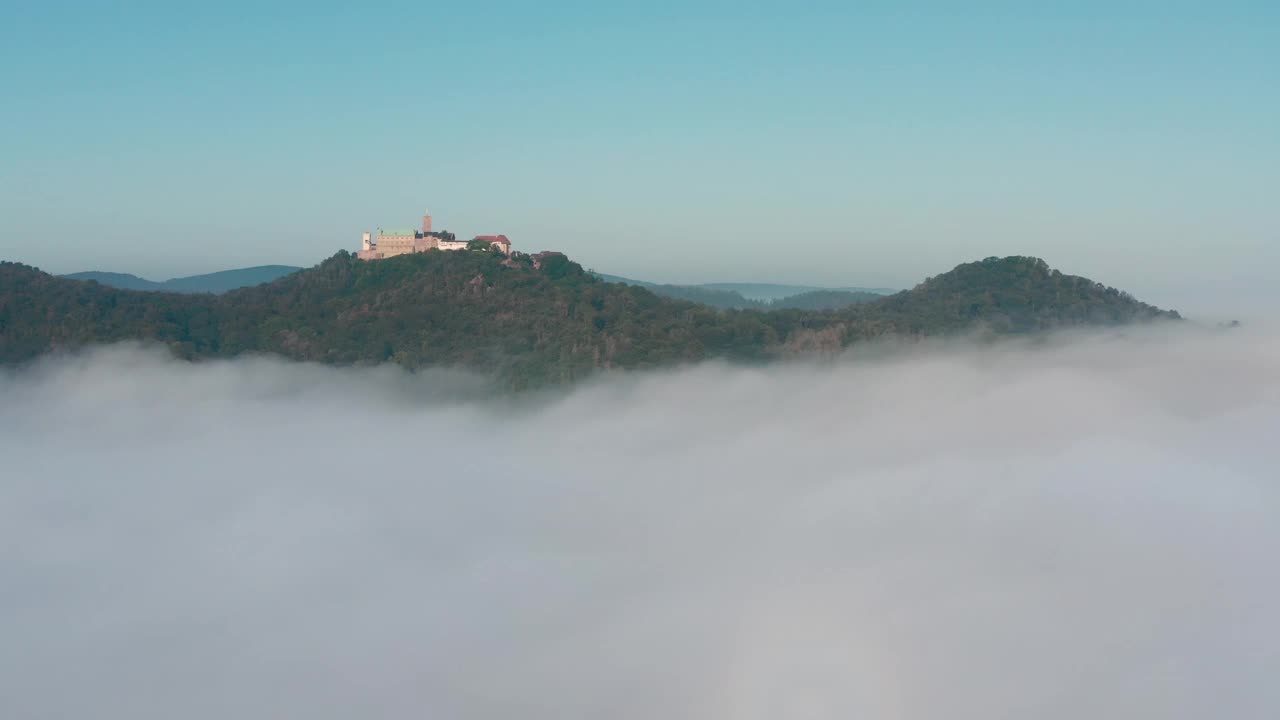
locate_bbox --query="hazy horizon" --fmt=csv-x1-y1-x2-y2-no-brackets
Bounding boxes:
40,252,1265,323
3,3,1276,317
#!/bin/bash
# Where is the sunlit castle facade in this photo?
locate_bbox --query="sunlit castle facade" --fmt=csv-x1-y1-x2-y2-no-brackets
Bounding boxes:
357,209,511,259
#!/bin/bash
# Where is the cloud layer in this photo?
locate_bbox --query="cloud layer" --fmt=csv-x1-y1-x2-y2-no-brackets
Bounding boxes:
2,328,1278,719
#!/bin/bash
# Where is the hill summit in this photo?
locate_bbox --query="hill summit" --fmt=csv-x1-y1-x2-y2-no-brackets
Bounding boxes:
0,250,1177,387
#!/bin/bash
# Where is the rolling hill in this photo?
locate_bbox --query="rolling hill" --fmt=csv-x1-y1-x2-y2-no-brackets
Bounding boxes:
62,265,302,294
3,250,1178,388
68,266,878,311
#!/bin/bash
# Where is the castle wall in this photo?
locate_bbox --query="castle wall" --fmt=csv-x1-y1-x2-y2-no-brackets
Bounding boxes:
358,213,512,260
376,232,417,258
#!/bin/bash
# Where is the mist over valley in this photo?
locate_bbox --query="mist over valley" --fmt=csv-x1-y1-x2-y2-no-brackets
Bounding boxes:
2,327,1277,719
3,2,1276,716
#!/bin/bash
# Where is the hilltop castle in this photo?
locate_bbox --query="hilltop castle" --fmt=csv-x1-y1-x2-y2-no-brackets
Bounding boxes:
357,210,511,260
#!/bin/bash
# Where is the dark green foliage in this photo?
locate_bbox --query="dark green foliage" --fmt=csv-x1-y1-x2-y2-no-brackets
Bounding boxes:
0,253,1179,388
861,256,1178,335
643,284,762,309
770,289,883,311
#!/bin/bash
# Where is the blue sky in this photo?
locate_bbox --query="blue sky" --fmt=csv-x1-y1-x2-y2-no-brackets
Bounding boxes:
2,2,1276,314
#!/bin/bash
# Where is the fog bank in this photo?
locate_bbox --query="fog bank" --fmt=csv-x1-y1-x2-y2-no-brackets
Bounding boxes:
2,328,1278,719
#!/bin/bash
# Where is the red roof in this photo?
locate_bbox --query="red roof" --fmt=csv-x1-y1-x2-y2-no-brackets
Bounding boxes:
473,234,510,244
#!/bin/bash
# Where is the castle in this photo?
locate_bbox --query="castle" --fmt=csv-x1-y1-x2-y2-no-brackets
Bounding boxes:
357,210,511,260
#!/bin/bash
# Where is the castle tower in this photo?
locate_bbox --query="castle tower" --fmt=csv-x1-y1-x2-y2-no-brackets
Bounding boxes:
422,210,433,234
361,231,373,251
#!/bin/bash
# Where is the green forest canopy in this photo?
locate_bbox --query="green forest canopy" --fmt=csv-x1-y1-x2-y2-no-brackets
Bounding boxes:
0,249,1179,388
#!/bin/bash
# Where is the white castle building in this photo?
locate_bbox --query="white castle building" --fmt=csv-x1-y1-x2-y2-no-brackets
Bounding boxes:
358,209,511,260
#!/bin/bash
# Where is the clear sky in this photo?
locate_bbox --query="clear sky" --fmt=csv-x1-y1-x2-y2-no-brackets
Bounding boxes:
2,1,1276,316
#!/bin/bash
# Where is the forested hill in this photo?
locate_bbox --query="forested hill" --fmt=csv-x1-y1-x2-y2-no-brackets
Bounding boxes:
0,250,1178,387
856,256,1178,335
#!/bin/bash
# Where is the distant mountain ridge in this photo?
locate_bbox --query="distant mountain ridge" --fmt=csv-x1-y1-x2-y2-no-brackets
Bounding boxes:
62,265,302,294
591,273,895,310
2,251,1178,388
67,265,889,311
64,266,886,311
59,271,166,292
700,282,900,300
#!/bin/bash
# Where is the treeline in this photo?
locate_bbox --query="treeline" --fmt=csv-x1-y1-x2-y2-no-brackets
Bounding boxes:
0,250,1179,388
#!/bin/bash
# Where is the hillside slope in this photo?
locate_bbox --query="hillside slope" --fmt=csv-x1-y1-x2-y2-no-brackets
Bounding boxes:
2,252,1178,387
61,271,165,291
864,256,1174,334
62,265,302,294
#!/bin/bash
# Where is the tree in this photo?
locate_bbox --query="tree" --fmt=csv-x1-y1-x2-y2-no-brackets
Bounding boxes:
0,254,1179,389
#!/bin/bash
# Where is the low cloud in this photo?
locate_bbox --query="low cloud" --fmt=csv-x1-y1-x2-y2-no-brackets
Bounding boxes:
2,327,1278,719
